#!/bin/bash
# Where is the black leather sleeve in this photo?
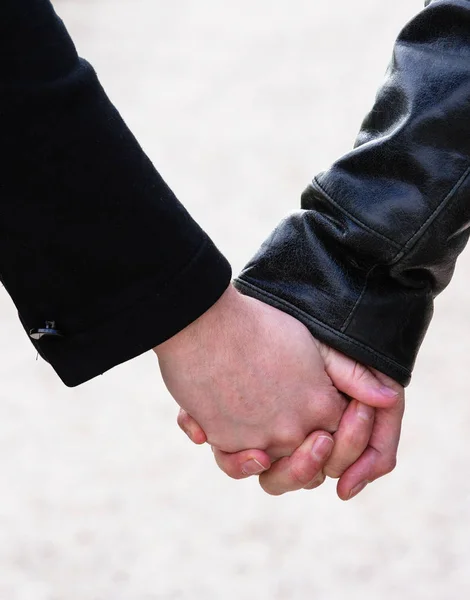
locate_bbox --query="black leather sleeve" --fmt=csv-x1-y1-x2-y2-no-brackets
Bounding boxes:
235,0,470,386
0,0,231,386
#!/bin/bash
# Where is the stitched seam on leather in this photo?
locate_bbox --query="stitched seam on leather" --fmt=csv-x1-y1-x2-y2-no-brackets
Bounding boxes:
340,265,376,332
390,165,470,263
312,177,401,248
236,278,410,376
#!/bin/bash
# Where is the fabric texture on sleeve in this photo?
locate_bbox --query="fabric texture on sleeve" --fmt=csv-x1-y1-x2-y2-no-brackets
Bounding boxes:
0,0,231,386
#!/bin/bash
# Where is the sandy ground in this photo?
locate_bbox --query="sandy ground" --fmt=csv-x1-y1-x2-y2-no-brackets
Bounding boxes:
1,1,470,598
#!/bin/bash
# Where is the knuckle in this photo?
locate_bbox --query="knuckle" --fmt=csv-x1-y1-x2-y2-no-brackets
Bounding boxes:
378,456,397,477
316,391,348,432
273,427,304,453
343,430,370,455
338,429,361,450
290,462,313,487
177,410,190,428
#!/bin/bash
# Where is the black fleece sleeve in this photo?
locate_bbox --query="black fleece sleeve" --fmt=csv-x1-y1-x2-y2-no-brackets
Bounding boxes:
236,0,470,385
0,0,231,386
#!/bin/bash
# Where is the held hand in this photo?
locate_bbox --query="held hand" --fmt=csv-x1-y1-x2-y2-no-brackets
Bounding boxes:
317,346,405,499
255,350,405,499
154,285,349,459
179,341,403,499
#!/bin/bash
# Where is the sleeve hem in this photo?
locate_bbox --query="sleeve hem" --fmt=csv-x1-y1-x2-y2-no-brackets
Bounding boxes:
234,277,411,386
32,238,232,386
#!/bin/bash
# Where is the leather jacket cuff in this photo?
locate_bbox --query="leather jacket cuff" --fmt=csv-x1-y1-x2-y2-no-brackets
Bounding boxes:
234,277,413,386
236,0,470,387
234,210,416,387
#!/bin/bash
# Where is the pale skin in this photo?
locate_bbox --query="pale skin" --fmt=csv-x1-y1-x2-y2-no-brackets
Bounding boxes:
154,284,405,500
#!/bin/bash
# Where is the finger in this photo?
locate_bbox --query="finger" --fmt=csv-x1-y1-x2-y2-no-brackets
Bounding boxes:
323,399,375,479
259,431,334,496
336,390,405,501
319,344,401,408
212,447,271,479
303,471,326,490
307,391,349,436
177,409,208,445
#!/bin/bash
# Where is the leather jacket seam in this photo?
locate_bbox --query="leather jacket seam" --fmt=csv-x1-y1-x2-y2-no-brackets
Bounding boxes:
340,265,376,332
236,277,410,376
390,165,470,264
312,177,401,249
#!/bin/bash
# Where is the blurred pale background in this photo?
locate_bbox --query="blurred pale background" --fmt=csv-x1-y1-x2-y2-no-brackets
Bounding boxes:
1,1,470,598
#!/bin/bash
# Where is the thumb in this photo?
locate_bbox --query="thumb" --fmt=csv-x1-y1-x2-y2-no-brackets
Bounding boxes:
318,343,401,408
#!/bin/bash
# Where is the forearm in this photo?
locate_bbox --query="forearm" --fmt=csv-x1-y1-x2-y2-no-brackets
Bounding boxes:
236,0,470,385
0,0,78,84
0,0,231,385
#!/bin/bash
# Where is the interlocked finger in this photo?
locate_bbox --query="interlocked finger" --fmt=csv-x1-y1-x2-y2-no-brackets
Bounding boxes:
259,431,334,496
336,384,405,501
323,399,375,479
177,409,207,445
212,447,271,479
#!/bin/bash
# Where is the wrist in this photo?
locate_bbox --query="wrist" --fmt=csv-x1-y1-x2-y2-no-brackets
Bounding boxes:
153,284,241,361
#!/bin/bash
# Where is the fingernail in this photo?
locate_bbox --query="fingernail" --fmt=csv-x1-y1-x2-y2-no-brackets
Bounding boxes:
311,436,334,460
347,480,368,500
379,385,398,398
241,459,266,476
356,403,373,420
304,472,326,490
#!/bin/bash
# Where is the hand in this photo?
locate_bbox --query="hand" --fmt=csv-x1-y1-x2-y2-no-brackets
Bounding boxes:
324,354,405,501
179,341,404,499
256,351,404,499
155,284,352,460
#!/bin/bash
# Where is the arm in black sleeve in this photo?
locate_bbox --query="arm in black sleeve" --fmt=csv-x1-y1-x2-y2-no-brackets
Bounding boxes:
235,0,470,386
0,0,231,386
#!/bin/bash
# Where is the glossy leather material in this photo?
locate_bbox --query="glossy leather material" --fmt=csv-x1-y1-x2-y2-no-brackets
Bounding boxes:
235,0,470,385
